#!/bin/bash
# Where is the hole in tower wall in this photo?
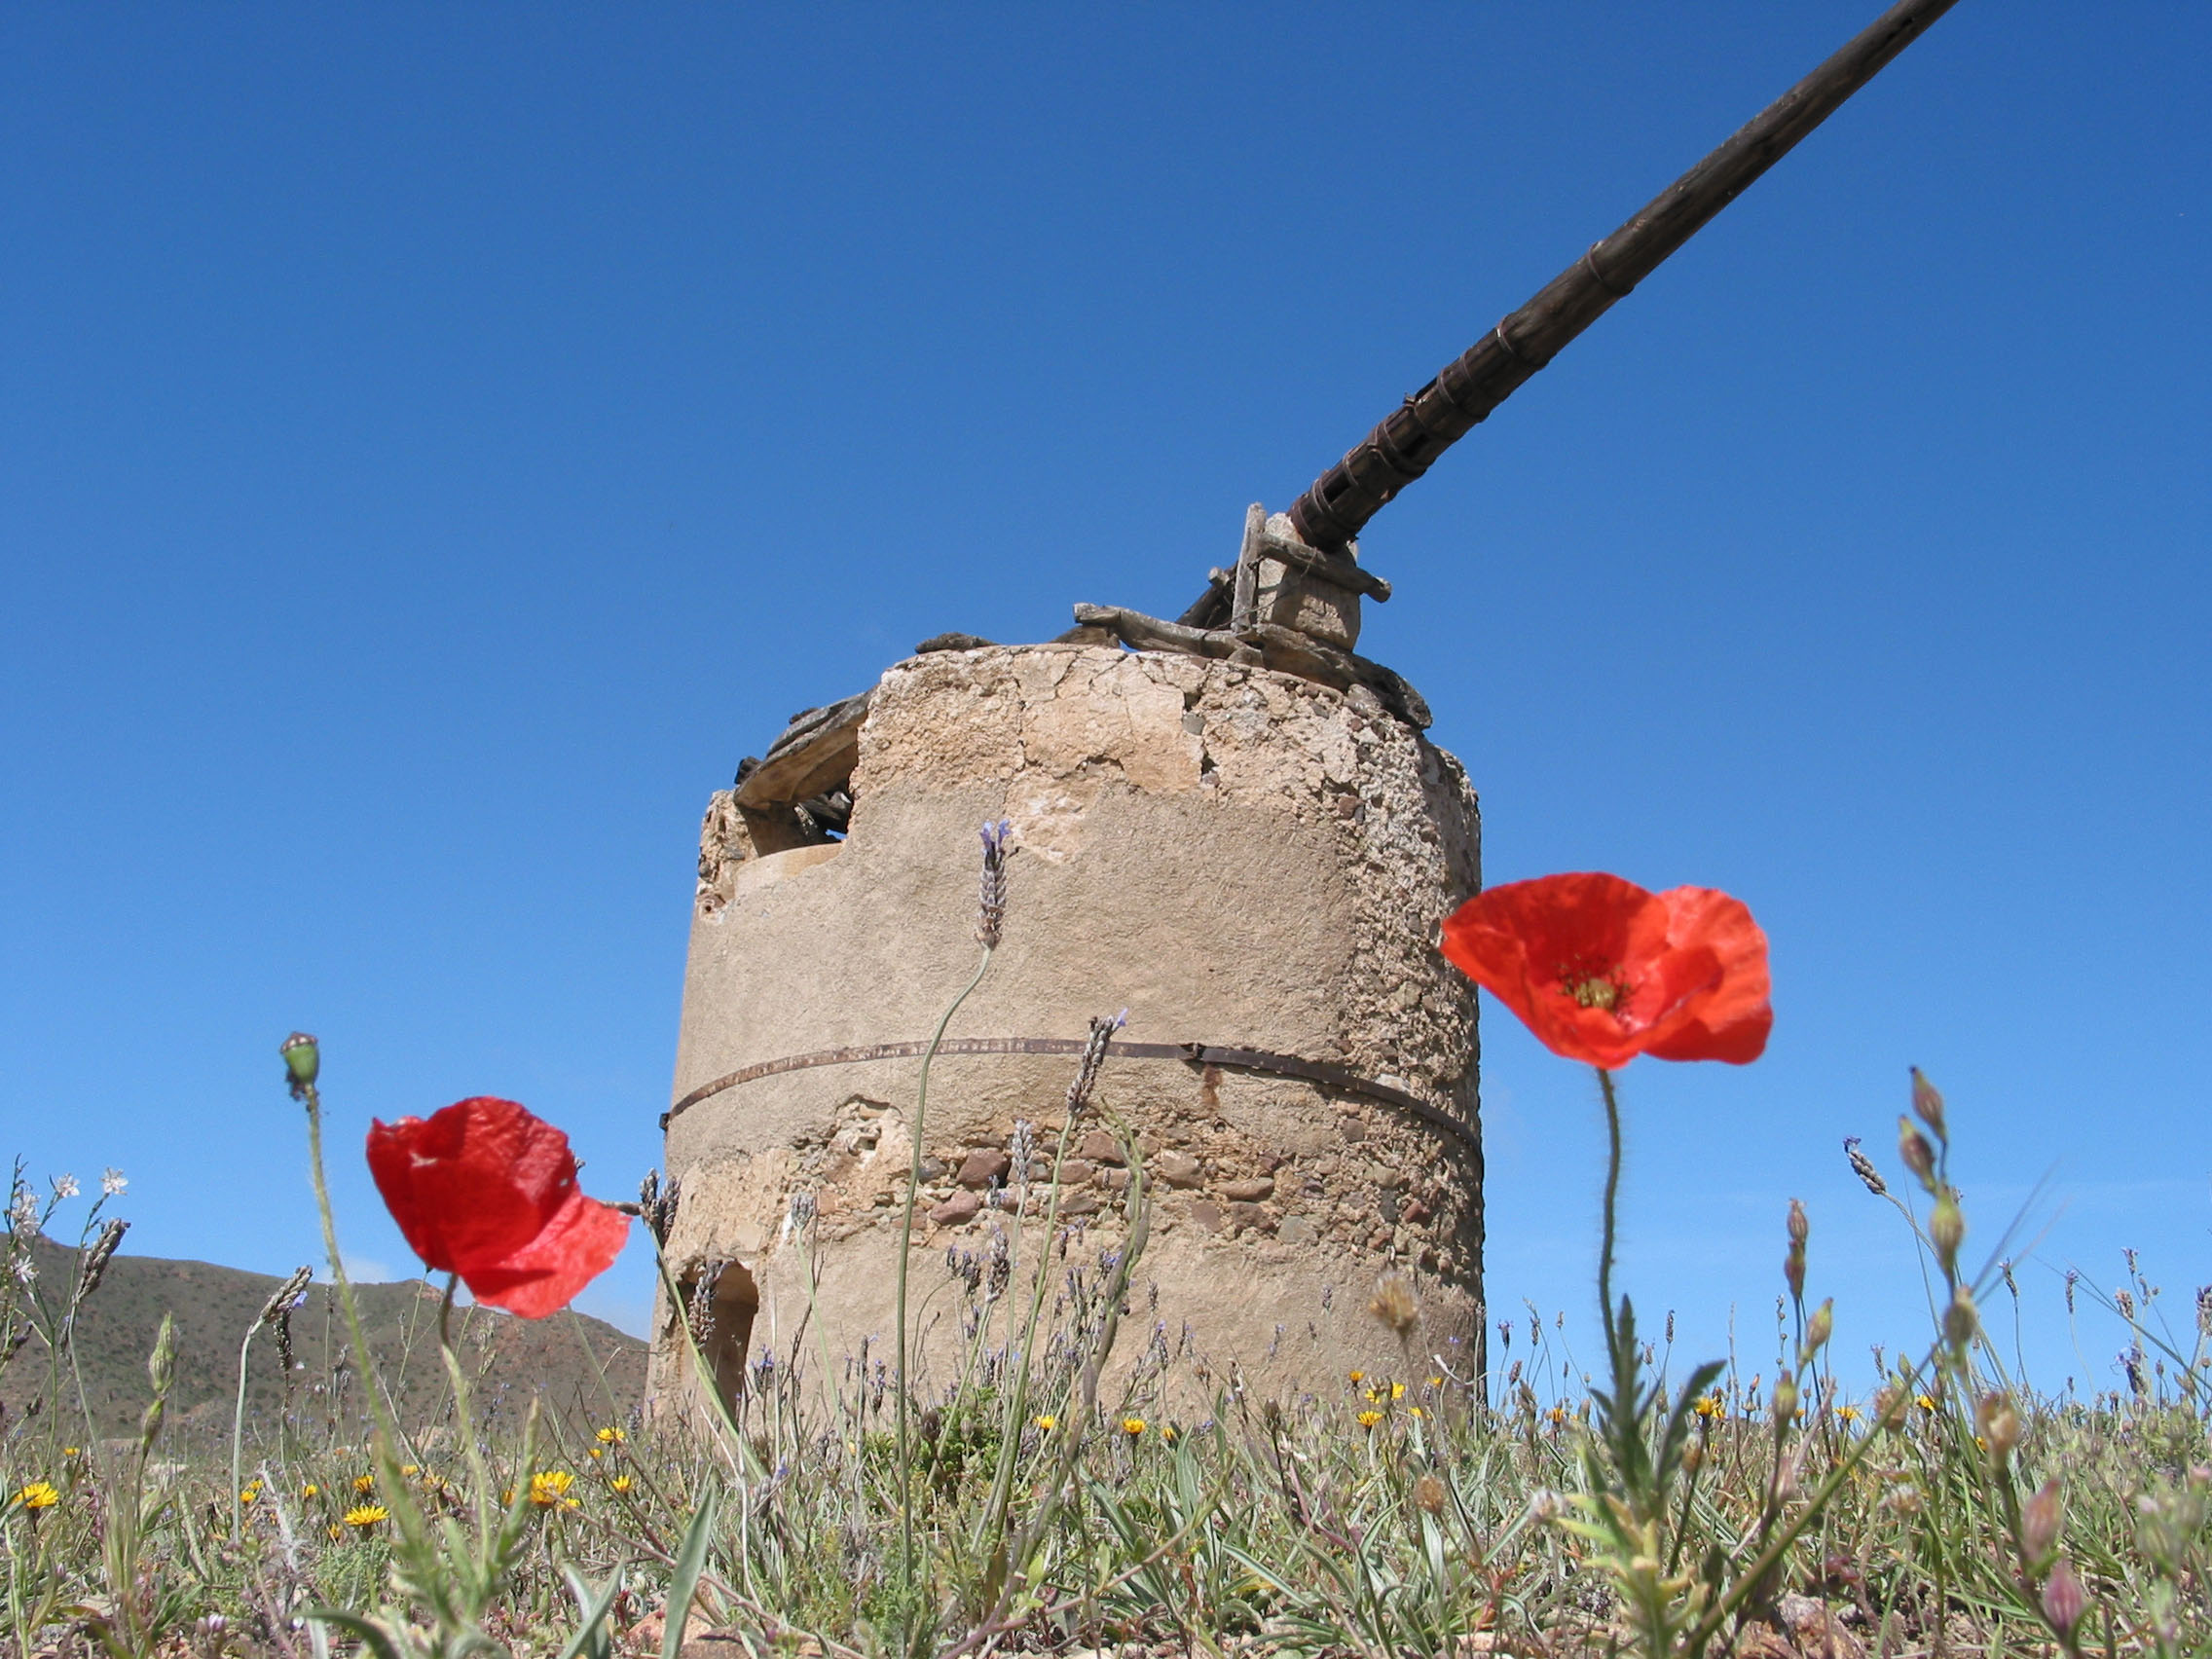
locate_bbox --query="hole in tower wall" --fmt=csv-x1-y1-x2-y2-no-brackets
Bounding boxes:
674,1258,760,1421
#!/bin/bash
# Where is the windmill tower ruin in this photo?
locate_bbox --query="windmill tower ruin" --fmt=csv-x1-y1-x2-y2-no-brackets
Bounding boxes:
648,0,1955,1415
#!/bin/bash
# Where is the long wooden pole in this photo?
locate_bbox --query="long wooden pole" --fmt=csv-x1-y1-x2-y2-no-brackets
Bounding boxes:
1287,0,1960,553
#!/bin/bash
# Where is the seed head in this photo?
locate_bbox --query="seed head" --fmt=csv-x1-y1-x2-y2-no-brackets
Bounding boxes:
1930,1193,1966,1272
975,819,1012,948
1897,1117,1936,1189
257,1265,314,1330
1787,1198,1810,1247
2040,1558,2087,1637
74,1219,130,1306
1843,1136,1888,1198
1909,1067,1947,1143
1944,1285,1979,1350
1975,1392,2022,1464
1803,1299,1834,1357
1413,1473,1448,1515
1369,1272,1419,1338
2021,1479,2062,1561
1063,1012,1125,1124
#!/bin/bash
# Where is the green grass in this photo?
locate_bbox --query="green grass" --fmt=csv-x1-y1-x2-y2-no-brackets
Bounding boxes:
7,1123,2211,1658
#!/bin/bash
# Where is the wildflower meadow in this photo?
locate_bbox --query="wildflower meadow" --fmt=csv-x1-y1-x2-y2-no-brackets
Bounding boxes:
5,841,2209,1659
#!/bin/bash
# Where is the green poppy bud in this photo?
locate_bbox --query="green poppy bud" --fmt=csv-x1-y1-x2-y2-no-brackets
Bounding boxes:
281,1032,320,1096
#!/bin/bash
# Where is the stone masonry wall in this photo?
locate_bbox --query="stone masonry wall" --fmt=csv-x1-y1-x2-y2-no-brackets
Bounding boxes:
656,642,1482,1410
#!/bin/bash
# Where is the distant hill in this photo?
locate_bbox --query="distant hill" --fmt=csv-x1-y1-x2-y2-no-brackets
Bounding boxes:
3,1235,647,1444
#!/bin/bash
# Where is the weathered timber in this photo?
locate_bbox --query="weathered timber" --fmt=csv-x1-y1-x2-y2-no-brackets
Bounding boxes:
764,692,871,764
1237,623,1433,730
1288,0,1959,551
737,692,870,811
1071,603,1243,660
916,632,998,653
1074,603,1431,729
1257,529,1390,602
1175,570,1235,630
1230,503,1265,631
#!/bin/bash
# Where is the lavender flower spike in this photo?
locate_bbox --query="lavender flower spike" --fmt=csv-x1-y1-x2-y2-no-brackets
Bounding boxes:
976,819,1013,947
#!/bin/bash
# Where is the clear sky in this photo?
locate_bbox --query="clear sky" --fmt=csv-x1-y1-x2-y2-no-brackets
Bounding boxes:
5,4,2207,1396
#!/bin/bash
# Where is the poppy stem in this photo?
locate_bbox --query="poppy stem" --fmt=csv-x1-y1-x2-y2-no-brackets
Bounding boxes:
438,1272,458,1350
1596,1066,1623,1355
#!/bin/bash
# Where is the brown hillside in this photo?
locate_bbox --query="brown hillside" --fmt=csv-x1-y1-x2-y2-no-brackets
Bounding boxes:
3,1235,645,1445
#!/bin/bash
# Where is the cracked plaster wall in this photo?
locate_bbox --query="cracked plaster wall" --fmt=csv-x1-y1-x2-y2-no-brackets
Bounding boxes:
659,644,1484,1407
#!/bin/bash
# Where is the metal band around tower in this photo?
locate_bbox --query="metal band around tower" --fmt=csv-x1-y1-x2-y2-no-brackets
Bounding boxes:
661,1036,1480,1156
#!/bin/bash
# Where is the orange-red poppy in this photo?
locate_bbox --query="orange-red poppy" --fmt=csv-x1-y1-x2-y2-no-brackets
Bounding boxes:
1440,872,1771,1068
366,1097,628,1318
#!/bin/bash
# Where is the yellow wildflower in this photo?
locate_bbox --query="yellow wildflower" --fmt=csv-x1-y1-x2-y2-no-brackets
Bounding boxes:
302,1483,320,1497
1121,1417,1146,1437
240,1484,262,1505
326,1523,343,1541
610,1475,634,1493
1357,1410,1384,1429
1693,1394,1723,1419
589,1447,603,1459
1426,1377,1443,1389
351,1474,376,1494
1836,1405,1862,1423
1161,1424,1179,1443
1916,1393,1939,1413
1347,1370,1365,1384
1409,1406,1426,1419
529,1470,577,1508
344,1504,389,1528
62,1447,81,1458
18,1481,61,1511
1034,1414,1058,1432
595,1426,625,1445
399,1464,419,1477
1545,1405,1568,1426
1391,1382,1406,1400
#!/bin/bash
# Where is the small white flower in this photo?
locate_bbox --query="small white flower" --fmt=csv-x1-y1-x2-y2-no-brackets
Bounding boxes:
51,1174,79,1201
1528,1488,1569,1524
8,1190,37,1232
12,1255,35,1286
101,1169,128,1198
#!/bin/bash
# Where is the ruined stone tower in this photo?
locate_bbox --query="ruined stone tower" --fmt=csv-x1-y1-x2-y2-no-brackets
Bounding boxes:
652,513,1483,1412
648,0,1958,1414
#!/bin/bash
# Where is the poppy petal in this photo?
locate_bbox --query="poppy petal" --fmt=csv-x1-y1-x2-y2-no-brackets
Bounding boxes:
1440,871,1771,1068
455,1187,631,1319
1641,887,1773,1063
365,1096,630,1317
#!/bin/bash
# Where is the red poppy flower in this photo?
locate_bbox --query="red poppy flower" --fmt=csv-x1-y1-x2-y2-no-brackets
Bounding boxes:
366,1097,629,1319
1440,872,1771,1069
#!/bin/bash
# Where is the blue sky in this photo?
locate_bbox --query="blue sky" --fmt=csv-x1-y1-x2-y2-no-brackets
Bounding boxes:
5,3,2207,1395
